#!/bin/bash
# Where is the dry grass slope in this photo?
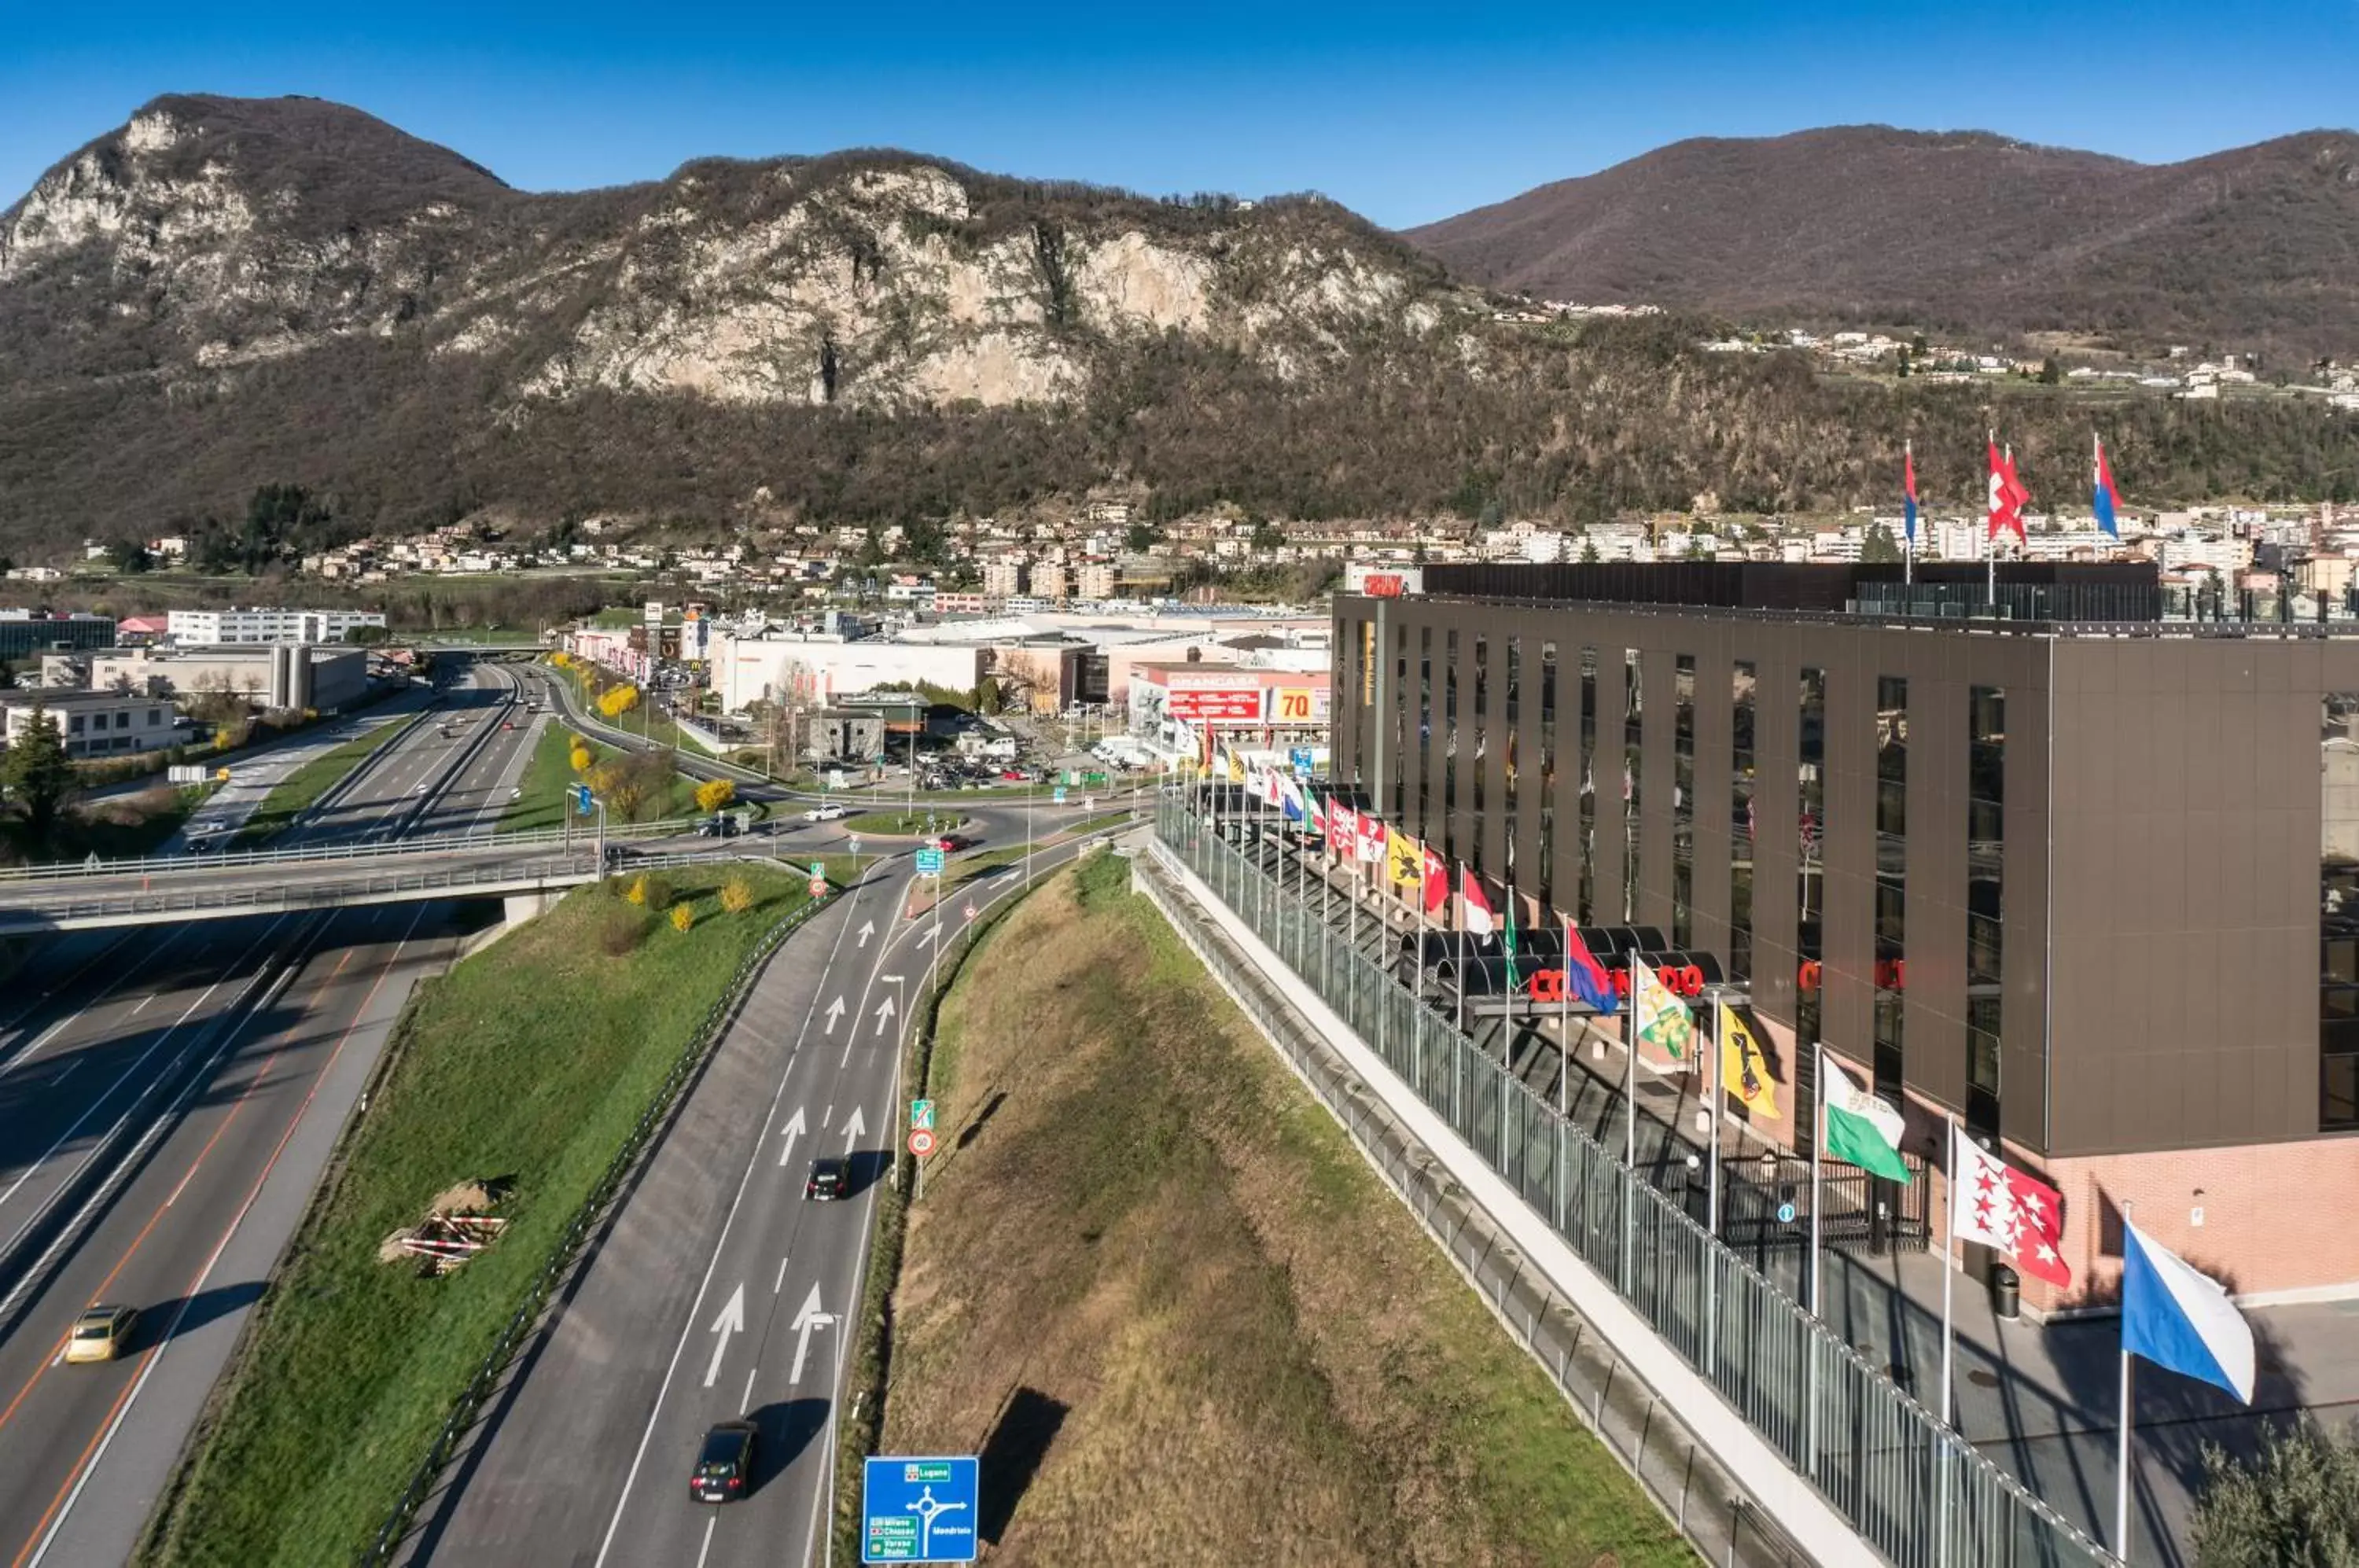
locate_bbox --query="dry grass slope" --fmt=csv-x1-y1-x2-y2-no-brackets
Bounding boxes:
881,854,1693,1566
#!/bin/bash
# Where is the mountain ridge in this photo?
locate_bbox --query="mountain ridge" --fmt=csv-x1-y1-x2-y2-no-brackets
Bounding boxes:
1408,123,2359,358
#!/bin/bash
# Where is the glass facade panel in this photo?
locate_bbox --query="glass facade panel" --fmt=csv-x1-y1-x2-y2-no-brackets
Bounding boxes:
1472,635,1489,874
1539,642,1557,911
1673,655,1696,947
1579,647,1598,922
1443,630,1459,858
1797,668,1827,1127
1731,661,1757,983
1874,676,1908,1093
1625,650,1644,923
1967,686,2006,1134
2323,694,2359,1130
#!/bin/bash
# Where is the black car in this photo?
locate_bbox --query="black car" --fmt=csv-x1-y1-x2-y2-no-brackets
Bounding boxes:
690,1420,758,1503
804,1158,848,1201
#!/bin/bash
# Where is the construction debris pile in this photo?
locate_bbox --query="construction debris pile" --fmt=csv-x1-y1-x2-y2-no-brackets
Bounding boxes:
377,1179,513,1277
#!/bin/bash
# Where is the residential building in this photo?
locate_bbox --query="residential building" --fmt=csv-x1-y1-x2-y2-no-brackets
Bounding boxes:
166,607,386,645
1073,559,1119,602
1334,561,2359,1308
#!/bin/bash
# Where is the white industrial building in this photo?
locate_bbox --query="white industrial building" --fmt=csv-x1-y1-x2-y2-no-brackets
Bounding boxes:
167,606,386,645
0,689,178,758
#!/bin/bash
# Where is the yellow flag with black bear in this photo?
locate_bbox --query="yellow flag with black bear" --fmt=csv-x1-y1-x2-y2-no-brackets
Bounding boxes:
1718,1003,1781,1117
1385,826,1422,889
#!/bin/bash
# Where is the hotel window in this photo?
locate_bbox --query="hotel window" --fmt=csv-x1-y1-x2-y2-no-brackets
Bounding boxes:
1874,677,1908,1094
1624,650,1644,923
1967,686,2006,1135
1731,661,1757,983
1538,642,1557,912
1796,668,1827,1124
1672,656,1696,948
1501,638,1520,882
1579,647,1598,922
2321,694,2359,1129
1471,635,1489,876
1443,630,1459,860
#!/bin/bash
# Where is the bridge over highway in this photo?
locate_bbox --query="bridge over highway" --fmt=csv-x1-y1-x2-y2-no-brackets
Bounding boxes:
0,822,775,933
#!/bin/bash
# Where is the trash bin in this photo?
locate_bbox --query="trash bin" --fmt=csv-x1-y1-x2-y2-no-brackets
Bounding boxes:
1992,1264,2022,1322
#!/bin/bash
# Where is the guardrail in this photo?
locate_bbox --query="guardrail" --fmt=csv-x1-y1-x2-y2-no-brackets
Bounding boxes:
0,816,718,885
1153,793,2115,1568
361,879,838,1566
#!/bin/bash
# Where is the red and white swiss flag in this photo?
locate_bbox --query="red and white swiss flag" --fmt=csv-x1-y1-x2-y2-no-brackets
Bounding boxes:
1949,1123,2070,1287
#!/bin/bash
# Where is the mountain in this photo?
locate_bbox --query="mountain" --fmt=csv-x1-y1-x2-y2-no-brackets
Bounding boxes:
1408,126,2359,359
2,98,2357,561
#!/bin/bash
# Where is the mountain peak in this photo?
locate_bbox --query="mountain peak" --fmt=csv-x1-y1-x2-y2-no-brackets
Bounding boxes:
1408,124,2359,356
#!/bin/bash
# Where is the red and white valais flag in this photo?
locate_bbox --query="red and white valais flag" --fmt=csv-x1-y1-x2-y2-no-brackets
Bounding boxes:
1950,1123,2071,1287
1460,867,1496,936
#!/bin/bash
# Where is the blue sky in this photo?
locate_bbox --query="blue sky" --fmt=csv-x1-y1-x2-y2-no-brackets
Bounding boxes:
2,1,2353,228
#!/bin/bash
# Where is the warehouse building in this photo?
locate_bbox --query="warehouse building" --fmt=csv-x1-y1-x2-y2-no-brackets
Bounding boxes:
1331,561,2359,1307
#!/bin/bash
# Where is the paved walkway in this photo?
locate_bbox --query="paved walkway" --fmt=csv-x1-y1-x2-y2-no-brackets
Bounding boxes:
1236,819,2359,1568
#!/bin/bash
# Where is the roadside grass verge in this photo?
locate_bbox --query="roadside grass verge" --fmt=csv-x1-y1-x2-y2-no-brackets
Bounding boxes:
841,810,959,837
37,782,215,861
860,852,1696,1566
502,723,701,832
139,863,817,1568
233,721,408,846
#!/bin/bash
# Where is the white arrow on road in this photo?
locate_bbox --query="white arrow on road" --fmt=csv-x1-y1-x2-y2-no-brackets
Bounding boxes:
701,1283,745,1388
841,1105,867,1154
915,925,940,948
788,1283,835,1386
872,995,896,1036
775,1106,807,1168
857,919,876,948
823,996,847,1035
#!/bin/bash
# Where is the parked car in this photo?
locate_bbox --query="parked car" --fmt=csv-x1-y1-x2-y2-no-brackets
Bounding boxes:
65,1304,138,1364
688,1420,758,1503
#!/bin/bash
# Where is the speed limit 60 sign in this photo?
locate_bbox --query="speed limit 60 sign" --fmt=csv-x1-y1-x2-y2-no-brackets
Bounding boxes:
907,1128,937,1158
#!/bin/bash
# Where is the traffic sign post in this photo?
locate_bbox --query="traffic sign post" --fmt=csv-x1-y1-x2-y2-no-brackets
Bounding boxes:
861,1456,980,1563
808,876,829,899
909,1099,934,1132
908,1128,935,1158
914,848,944,876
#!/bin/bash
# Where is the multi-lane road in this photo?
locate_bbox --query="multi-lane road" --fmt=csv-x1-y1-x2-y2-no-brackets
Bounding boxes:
0,657,544,1567
415,826,1116,1568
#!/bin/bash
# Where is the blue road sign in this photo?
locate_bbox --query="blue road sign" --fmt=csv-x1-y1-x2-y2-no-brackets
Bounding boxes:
915,848,945,875
1051,786,1067,805
569,784,594,816
861,1455,980,1563
1777,1202,1798,1225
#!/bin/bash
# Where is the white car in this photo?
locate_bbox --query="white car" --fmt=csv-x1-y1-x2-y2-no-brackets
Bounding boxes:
804,803,852,823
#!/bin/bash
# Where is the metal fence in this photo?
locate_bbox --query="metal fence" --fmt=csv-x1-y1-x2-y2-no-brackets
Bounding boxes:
1153,793,2114,1568
361,882,834,1566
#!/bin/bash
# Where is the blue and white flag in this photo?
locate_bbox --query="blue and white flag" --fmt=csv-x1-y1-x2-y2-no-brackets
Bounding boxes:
2122,1220,2254,1403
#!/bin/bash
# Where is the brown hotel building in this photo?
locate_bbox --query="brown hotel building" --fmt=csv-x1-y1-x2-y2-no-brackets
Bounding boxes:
1331,562,2359,1310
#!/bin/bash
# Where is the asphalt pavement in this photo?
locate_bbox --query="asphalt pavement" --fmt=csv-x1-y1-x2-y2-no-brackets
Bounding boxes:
0,655,541,1567
414,827,1128,1568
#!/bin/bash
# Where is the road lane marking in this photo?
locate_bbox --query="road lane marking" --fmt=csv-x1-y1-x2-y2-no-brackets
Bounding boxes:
775,1107,806,1169
774,1254,789,1294
741,1364,758,1412
590,868,878,1568
787,1283,830,1385
701,1283,746,1389
694,1516,716,1568
15,910,426,1568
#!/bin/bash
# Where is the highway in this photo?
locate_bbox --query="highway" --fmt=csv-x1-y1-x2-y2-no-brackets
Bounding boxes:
414,827,1124,1568
0,654,541,1566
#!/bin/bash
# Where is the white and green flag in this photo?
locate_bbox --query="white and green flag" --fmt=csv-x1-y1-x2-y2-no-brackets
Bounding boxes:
1821,1060,1911,1181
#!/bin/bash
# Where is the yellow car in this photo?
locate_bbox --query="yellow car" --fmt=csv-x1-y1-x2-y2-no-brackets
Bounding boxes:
64,1305,138,1364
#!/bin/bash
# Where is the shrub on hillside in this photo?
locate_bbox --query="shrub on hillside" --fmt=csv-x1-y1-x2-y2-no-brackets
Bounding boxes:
719,876,755,915
594,903,650,957
2193,1419,2359,1566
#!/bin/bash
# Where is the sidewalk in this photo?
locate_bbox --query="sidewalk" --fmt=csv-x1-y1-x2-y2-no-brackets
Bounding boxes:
1253,815,2359,1567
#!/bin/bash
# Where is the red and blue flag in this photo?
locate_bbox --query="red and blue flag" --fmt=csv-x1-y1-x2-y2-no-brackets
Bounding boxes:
1903,443,1919,547
1562,919,1621,1016
2093,436,2120,538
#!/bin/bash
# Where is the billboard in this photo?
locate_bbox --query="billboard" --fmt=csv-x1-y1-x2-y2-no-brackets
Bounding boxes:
1345,562,1422,598
642,599,664,624
1165,679,1263,723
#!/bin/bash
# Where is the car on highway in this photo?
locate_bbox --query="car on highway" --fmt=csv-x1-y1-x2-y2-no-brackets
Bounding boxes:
688,1420,758,1503
803,803,852,823
804,1158,849,1201
65,1304,138,1364
937,832,982,852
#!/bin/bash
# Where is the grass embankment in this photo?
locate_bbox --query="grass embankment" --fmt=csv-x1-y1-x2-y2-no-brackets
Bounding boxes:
233,722,404,846
141,864,826,1568
858,854,1695,1566
841,809,960,837
499,722,702,833
40,783,215,860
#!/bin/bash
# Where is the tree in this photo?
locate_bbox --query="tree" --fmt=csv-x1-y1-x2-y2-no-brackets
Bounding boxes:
2192,1420,2359,1566
0,705,75,846
1861,522,1904,564
104,538,153,574
624,874,650,907
694,778,736,813
719,876,755,915
569,743,594,774
2038,356,2064,385
670,903,695,932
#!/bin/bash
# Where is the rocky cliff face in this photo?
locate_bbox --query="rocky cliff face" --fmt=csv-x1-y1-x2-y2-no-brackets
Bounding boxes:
1,95,1457,412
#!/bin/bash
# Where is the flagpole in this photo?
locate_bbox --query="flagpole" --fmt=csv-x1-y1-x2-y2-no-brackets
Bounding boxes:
1986,429,1998,605
1559,916,1571,1117
1938,1110,1959,1568
2116,1199,2137,1562
1456,867,1467,1039
1808,1037,1827,1477
1706,997,1721,1379
1622,955,1637,1295
1903,438,1914,589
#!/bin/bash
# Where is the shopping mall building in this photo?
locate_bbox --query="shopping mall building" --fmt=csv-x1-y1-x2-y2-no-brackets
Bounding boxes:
1330,561,2359,1309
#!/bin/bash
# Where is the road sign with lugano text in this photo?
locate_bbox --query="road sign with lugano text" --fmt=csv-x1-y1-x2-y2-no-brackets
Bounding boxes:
862,1456,979,1562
